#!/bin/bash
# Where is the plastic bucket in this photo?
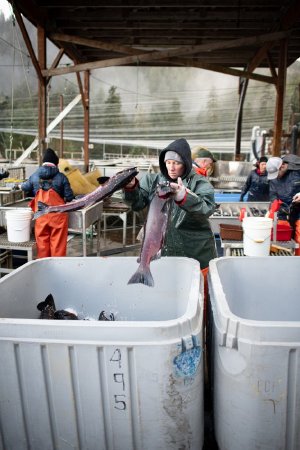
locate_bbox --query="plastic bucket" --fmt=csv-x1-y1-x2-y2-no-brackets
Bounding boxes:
242,217,273,256
5,209,33,243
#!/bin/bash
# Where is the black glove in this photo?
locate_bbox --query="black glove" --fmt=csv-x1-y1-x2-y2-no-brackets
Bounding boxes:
0,171,9,180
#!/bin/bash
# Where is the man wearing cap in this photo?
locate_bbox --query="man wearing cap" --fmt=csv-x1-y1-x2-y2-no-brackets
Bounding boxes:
123,138,217,305
191,146,217,177
21,148,74,258
267,154,300,255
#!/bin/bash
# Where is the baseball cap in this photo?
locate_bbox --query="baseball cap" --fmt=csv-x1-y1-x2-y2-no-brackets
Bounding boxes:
266,157,282,180
192,146,217,162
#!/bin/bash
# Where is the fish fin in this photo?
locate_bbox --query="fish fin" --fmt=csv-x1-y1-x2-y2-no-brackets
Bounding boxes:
150,250,161,261
127,265,154,287
37,293,55,311
97,176,110,185
33,201,49,220
161,200,171,214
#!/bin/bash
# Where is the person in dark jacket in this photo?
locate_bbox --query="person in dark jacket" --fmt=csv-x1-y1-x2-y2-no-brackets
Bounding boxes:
122,138,217,269
21,148,74,258
0,169,9,180
267,154,300,255
240,156,269,202
123,138,217,318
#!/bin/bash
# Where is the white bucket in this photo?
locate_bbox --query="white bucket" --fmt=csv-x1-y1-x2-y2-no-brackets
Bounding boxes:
5,209,33,243
242,217,273,256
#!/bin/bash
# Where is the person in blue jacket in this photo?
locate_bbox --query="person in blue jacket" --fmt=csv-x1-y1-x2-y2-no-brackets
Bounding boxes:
240,156,269,202
21,148,74,258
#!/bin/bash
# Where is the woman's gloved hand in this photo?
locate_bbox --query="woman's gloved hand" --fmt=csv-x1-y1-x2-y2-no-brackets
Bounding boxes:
170,177,186,202
292,192,300,203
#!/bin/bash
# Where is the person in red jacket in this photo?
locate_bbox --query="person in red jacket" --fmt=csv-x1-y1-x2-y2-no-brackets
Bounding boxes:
191,147,217,177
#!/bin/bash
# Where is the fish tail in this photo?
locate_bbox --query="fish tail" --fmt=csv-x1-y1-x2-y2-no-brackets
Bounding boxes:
33,201,49,219
127,264,154,287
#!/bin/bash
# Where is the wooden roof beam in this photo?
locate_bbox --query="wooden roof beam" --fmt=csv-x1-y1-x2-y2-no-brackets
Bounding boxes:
46,47,65,85
50,32,142,56
170,58,275,84
12,6,44,83
42,30,288,77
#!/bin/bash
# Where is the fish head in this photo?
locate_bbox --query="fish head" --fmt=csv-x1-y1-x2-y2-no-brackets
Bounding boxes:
156,181,174,199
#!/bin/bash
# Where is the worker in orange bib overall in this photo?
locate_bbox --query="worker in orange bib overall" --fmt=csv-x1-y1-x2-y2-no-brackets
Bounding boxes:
21,148,74,258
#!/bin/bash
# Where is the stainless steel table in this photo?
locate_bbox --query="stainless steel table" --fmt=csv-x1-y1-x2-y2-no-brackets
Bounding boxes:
68,201,103,256
0,199,103,257
0,234,36,276
99,201,137,254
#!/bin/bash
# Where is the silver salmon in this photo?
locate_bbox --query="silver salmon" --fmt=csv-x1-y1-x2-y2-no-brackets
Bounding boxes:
34,167,138,219
128,181,174,287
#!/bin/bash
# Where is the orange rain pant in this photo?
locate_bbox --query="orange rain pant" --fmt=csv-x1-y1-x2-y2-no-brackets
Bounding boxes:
31,189,69,258
294,219,300,256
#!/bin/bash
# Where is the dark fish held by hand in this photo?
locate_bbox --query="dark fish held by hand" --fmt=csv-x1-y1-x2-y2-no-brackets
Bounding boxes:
128,181,174,287
34,167,138,219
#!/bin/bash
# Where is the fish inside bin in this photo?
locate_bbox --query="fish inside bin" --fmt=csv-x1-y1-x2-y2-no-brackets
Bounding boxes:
0,256,202,323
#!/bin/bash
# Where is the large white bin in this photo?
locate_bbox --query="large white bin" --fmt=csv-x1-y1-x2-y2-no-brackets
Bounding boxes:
208,256,300,450
0,257,204,450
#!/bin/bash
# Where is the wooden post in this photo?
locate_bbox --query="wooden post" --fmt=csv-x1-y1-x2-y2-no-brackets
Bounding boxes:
272,39,288,156
59,94,64,158
83,70,90,173
37,26,47,164
234,77,248,161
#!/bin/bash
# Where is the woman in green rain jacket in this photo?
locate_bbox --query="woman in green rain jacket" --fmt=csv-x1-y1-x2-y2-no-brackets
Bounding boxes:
122,138,217,270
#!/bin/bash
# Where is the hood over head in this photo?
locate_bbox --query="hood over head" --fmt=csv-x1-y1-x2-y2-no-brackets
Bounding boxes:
281,154,300,171
159,138,192,181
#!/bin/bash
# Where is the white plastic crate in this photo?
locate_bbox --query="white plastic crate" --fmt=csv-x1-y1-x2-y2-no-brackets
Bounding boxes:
0,256,204,450
208,256,300,450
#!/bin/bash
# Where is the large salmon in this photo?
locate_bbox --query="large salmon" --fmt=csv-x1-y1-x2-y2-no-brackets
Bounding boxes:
128,181,174,287
33,166,138,219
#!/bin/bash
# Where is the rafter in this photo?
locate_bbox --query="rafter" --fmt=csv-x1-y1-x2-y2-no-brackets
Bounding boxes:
42,30,288,77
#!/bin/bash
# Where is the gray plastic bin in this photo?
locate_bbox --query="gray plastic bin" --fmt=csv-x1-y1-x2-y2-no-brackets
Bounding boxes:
208,256,300,450
0,256,203,450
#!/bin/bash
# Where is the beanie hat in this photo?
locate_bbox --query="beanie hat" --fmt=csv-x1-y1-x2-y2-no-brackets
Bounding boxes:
266,157,282,180
164,151,183,163
42,148,59,166
258,156,268,163
192,146,217,162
